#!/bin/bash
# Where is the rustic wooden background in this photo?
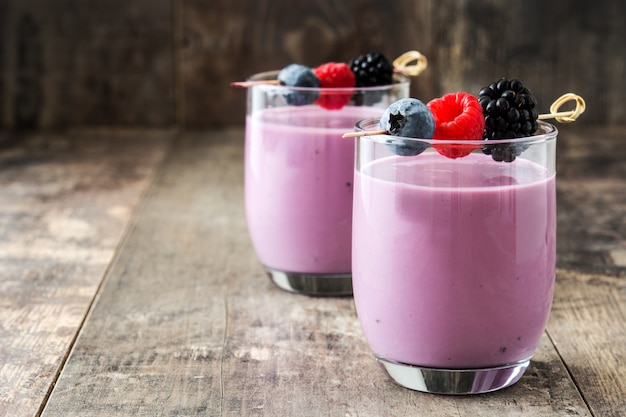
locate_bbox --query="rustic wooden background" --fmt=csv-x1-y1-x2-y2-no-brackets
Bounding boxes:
0,0,624,130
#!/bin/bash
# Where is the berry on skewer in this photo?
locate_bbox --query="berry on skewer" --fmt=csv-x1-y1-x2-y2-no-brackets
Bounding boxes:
379,98,435,156
427,92,484,159
313,62,356,110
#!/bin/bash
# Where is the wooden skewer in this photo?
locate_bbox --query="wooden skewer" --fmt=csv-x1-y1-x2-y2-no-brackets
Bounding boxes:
342,129,388,138
537,93,586,123
230,79,281,88
392,50,428,77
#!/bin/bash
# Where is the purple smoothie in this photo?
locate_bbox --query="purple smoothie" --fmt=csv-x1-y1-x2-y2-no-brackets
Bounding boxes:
352,152,556,369
245,105,381,274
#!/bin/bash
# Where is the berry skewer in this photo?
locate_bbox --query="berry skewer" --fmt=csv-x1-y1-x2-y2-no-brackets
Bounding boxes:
230,50,427,88
343,92,586,139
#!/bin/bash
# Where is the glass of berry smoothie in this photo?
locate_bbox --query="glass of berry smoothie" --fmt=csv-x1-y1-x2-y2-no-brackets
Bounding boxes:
351,117,557,393
245,59,410,296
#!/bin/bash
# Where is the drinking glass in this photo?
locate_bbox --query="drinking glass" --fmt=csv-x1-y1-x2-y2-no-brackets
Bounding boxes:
245,72,409,296
352,118,557,393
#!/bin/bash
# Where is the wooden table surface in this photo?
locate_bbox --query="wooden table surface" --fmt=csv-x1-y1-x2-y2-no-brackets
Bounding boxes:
1,125,624,417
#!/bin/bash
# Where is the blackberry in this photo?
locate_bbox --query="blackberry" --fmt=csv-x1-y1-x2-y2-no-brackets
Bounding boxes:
349,53,394,106
478,78,539,162
349,53,394,87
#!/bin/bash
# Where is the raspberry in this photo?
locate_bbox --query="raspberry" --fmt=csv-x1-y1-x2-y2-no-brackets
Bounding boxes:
313,62,356,110
427,92,485,159
349,53,394,87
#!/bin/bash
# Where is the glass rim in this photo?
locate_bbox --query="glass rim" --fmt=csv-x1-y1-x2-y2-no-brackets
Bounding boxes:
355,117,558,146
247,70,411,93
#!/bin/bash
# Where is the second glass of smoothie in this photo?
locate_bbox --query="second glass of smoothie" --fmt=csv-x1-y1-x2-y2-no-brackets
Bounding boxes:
352,118,558,393
245,71,409,296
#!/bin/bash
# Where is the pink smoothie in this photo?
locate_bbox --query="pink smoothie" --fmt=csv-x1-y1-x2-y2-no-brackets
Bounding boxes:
245,105,381,274
352,152,556,368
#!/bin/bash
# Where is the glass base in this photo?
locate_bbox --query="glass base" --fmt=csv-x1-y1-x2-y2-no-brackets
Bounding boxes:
376,356,531,395
265,267,352,296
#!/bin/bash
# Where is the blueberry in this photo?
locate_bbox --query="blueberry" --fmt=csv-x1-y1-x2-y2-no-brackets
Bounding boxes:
277,64,320,106
278,64,319,87
384,137,429,156
380,98,435,156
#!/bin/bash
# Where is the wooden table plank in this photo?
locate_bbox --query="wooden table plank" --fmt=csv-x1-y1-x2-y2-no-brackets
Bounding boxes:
0,130,171,417
549,124,626,416
1,1,175,129
40,129,597,416
548,270,626,417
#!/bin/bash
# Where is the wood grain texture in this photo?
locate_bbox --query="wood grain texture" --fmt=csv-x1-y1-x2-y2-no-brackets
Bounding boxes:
0,130,171,417
548,269,626,417
0,0,175,129
555,124,626,277
180,0,626,128
550,124,626,416
0,0,624,129
39,129,598,417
